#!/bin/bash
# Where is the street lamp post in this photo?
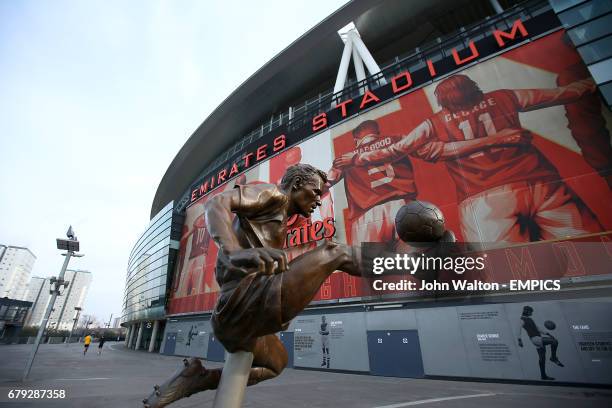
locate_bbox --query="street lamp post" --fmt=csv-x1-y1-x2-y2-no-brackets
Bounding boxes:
22,226,84,381
66,306,82,345
47,321,56,343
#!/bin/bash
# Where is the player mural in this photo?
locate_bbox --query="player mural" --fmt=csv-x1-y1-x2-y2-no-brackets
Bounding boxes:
517,305,564,381
334,75,603,243
320,315,330,368
186,325,198,347
328,118,417,245
167,30,612,316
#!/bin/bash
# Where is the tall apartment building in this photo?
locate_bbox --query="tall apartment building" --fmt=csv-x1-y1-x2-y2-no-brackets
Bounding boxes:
25,270,92,331
0,245,36,300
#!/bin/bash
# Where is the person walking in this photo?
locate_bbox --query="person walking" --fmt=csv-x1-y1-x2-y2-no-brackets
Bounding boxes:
98,335,106,356
83,334,92,356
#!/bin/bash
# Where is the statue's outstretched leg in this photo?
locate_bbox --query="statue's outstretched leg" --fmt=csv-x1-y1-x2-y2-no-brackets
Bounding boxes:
144,241,358,408
143,335,287,407
280,240,360,322
142,358,220,408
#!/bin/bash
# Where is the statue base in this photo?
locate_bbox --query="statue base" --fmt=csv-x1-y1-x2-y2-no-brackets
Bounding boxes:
212,351,254,408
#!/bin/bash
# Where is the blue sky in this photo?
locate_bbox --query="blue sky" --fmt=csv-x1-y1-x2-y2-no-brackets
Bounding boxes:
0,0,347,324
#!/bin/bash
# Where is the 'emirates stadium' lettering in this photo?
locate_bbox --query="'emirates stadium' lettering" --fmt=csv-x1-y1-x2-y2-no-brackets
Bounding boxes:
190,19,531,205
191,134,286,201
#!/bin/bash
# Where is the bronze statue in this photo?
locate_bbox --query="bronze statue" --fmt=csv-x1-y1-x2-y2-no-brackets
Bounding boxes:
144,164,361,408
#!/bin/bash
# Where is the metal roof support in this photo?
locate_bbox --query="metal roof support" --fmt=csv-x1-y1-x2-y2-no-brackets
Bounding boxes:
333,22,385,105
349,30,386,85
332,39,353,99
351,32,367,85
489,0,503,14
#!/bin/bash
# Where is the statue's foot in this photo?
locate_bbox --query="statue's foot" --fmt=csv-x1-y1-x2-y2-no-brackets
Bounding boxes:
143,358,215,408
334,242,362,277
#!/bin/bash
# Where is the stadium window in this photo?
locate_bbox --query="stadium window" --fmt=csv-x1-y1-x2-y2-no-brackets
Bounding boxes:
568,13,612,45
599,81,612,106
578,36,612,64
558,1,612,28
589,59,612,83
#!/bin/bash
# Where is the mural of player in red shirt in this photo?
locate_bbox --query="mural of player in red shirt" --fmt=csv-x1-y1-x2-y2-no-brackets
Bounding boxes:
335,74,603,243
178,213,209,297
329,119,417,244
270,146,302,185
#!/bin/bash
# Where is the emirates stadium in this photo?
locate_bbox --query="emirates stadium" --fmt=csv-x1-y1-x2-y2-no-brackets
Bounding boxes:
121,0,612,385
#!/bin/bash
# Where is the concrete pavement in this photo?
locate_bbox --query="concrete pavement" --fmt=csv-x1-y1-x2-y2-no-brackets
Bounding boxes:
0,343,610,407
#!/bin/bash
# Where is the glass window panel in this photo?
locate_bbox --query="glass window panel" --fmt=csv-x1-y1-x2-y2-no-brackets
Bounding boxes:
559,1,612,27
129,227,171,268
589,58,612,83
599,81,612,106
130,216,171,259
568,14,612,45
130,215,171,258
578,36,612,63
129,248,169,278
550,0,587,13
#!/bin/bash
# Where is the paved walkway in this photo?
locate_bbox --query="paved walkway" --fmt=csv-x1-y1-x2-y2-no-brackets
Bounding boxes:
0,343,610,407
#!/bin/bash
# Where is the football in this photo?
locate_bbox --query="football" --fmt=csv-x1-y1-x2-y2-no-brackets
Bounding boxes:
395,201,445,242
544,320,556,330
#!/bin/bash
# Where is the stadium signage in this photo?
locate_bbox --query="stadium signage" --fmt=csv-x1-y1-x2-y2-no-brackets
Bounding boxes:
311,19,529,132
189,14,557,206
190,134,286,202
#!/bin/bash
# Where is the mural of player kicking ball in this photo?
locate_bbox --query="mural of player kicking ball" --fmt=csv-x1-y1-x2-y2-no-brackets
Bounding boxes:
186,325,198,347
335,74,603,243
328,119,418,245
517,306,564,380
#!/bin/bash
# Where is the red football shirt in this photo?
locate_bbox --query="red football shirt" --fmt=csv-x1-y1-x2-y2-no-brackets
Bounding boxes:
428,89,558,201
337,135,417,219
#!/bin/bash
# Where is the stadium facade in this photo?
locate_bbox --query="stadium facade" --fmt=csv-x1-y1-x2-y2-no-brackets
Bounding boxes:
122,0,612,385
